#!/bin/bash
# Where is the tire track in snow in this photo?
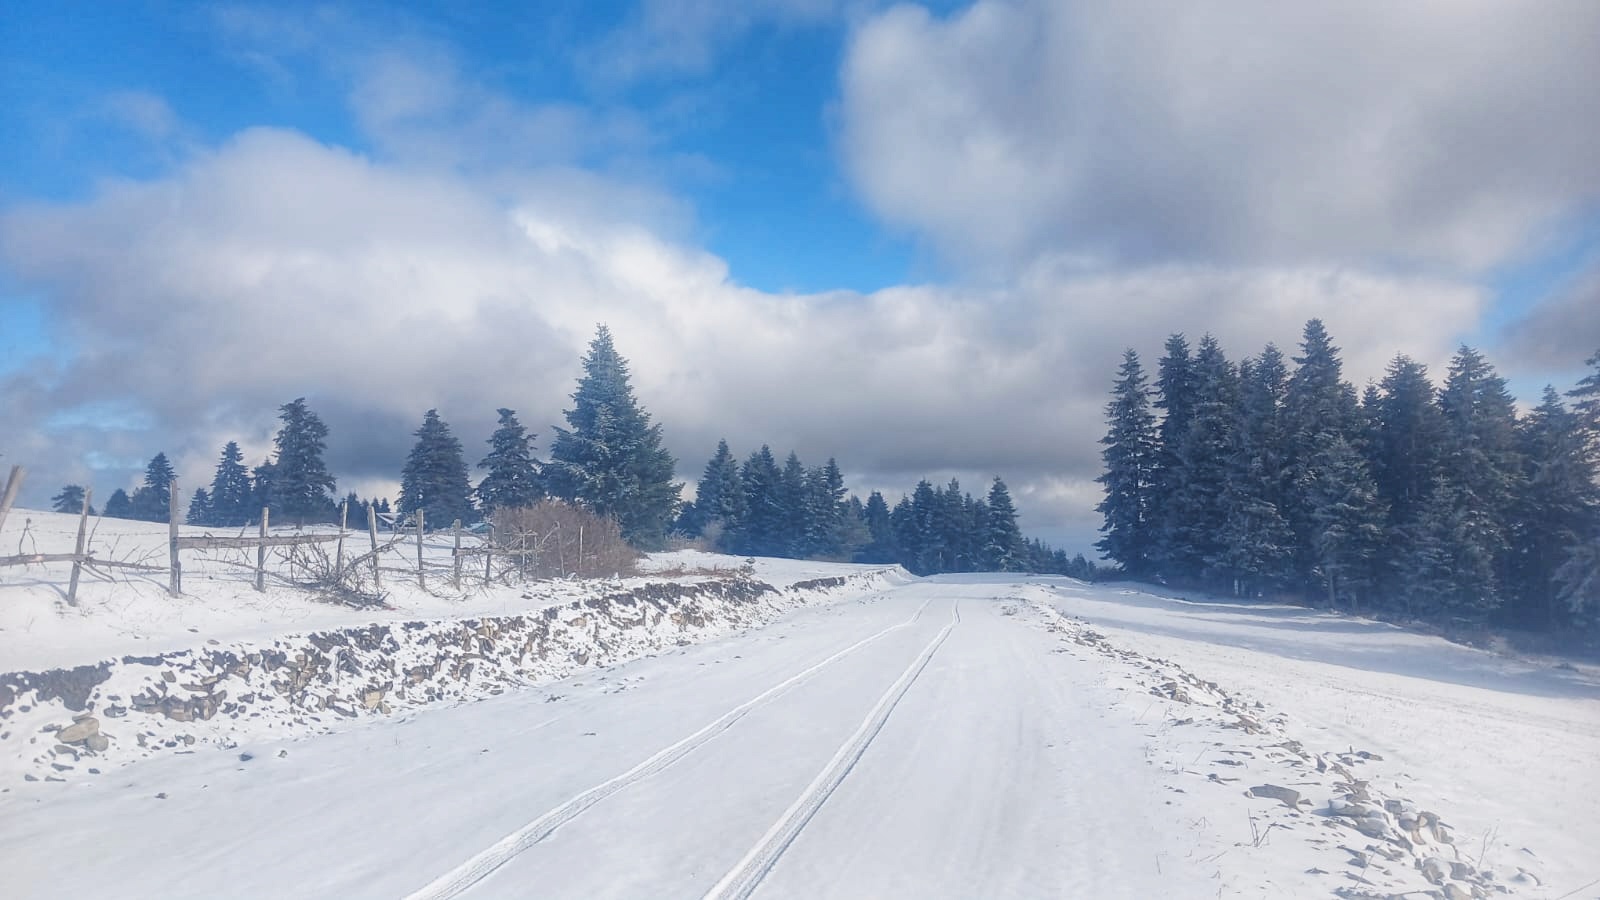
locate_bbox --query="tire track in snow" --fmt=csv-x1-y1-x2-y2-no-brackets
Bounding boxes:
404,595,935,900
702,599,961,900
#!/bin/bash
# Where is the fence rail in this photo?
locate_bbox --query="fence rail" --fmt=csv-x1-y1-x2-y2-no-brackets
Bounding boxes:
0,465,496,603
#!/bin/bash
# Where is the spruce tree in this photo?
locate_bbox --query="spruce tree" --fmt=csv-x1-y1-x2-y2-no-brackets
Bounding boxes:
51,484,90,515
802,459,848,558
1283,319,1362,588
545,326,680,548
858,491,898,563
1095,349,1158,576
1148,334,1198,572
1508,388,1599,628
186,488,213,526
399,409,477,527
983,477,1023,571
207,441,255,527
1169,335,1237,582
131,452,176,522
734,446,784,556
1211,347,1294,596
103,488,133,519
1305,434,1387,609
681,440,745,543
908,480,943,575
476,408,542,515
269,399,337,525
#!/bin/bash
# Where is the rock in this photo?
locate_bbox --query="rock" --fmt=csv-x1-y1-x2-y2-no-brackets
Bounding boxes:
1420,856,1450,885
1443,884,1473,900
1246,784,1302,809
84,733,109,753
55,717,99,744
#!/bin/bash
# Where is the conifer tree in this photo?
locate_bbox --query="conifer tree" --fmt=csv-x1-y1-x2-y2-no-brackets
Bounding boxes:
1095,349,1158,575
207,441,255,527
1211,347,1294,596
476,408,542,515
1169,335,1237,581
545,327,680,548
681,440,745,543
802,459,848,558
1148,334,1198,571
51,484,90,515
1508,388,1599,628
909,480,943,575
734,446,784,556
1305,434,1387,609
103,488,133,519
778,452,809,556
186,488,212,526
858,491,898,563
1283,319,1363,586
399,409,477,527
269,399,336,525
131,452,177,522
983,477,1023,571
1435,346,1523,612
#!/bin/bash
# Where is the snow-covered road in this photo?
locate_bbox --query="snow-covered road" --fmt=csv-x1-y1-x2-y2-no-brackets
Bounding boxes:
4,575,1595,898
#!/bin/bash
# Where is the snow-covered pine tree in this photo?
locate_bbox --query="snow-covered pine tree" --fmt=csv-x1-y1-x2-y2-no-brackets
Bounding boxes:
1507,387,1599,629
103,488,133,519
545,326,680,548
1283,319,1362,588
983,477,1024,571
1169,335,1237,583
1148,334,1198,574
801,459,848,558
1095,349,1158,576
681,440,744,541
908,480,944,575
777,452,809,557
208,441,255,527
1304,433,1387,610
1435,346,1523,614
858,491,897,563
186,488,212,526
476,408,542,515
399,409,477,528
1210,346,1294,596
50,484,89,515
131,452,176,522
269,399,337,525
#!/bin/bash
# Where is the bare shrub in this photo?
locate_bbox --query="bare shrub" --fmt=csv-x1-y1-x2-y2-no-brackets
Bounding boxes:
491,501,640,580
282,541,388,608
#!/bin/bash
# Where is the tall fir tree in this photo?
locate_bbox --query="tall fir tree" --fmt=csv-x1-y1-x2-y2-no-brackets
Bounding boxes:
681,440,745,543
802,459,849,558
399,409,477,527
186,488,213,526
983,477,1023,571
207,441,255,527
734,446,784,556
476,408,542,515
1507,388,1599,628
269,398,337,525
1211,347,1294,596
858,491,898,563
1283,319,1363,588
1095,349,1158,575
545,326,680,548
1168,335,1238,582
1148,334,1198,573
1304,434,1387,609
103,488,133,519
131,452,177,522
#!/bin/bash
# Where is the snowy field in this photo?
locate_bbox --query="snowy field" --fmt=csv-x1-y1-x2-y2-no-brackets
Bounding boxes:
1,510,1597,899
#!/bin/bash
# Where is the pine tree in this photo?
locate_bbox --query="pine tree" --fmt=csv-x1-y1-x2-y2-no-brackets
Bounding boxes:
1211,347,1294,596
776,452,809,557
908,480,943,575
186,488,213,526
207,441,255,527
857,491,898,563
270,398,337,525
1148,334,1198,572
681,440,745,544
399,409,477,527
545,327,680,548
1095,349,1158,576
1283,319,1362,588
983,477,1023,571
131,452,176,522
1304,434,1387,609
103,488,133,519
51,484,91,515
1507,387,1599,628
734,446,783,556
1169,335,1237,582
476,408,542,515
802,459,848,558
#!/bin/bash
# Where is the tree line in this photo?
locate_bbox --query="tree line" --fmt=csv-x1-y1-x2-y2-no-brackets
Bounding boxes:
53,326,1085,575
1095,319,1600,632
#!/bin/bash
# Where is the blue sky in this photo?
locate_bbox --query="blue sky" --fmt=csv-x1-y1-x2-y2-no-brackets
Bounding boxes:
2,1,1597,550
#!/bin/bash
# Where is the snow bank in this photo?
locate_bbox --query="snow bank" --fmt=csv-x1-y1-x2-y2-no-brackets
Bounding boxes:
0,536,910,786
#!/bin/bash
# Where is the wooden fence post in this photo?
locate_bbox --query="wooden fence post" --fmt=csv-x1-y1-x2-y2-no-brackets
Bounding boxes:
416,509,426,590
255,507,269,592
484,522,494,584
168,481,182,597
67,488,92,607
0,465,23,536
336,500,348,575
452,519,463,592
367,504,382,590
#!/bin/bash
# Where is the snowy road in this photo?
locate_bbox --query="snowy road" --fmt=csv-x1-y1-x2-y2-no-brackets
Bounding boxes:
5,574,1595,898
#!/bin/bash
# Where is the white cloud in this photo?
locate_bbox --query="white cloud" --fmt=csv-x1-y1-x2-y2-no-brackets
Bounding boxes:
840,0,1600,274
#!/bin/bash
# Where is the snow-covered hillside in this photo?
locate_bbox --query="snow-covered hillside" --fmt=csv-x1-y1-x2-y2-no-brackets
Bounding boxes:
1,511,1595,899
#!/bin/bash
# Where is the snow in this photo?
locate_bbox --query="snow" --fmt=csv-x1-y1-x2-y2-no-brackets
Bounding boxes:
2,536,1596,898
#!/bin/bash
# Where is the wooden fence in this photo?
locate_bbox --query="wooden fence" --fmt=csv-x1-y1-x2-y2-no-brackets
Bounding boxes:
0,466,495,604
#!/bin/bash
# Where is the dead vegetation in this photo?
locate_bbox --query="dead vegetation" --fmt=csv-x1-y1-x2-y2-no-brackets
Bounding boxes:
490,502,640,580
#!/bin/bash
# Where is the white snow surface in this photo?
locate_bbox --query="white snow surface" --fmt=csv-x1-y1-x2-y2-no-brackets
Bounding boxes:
1,523,1596,899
